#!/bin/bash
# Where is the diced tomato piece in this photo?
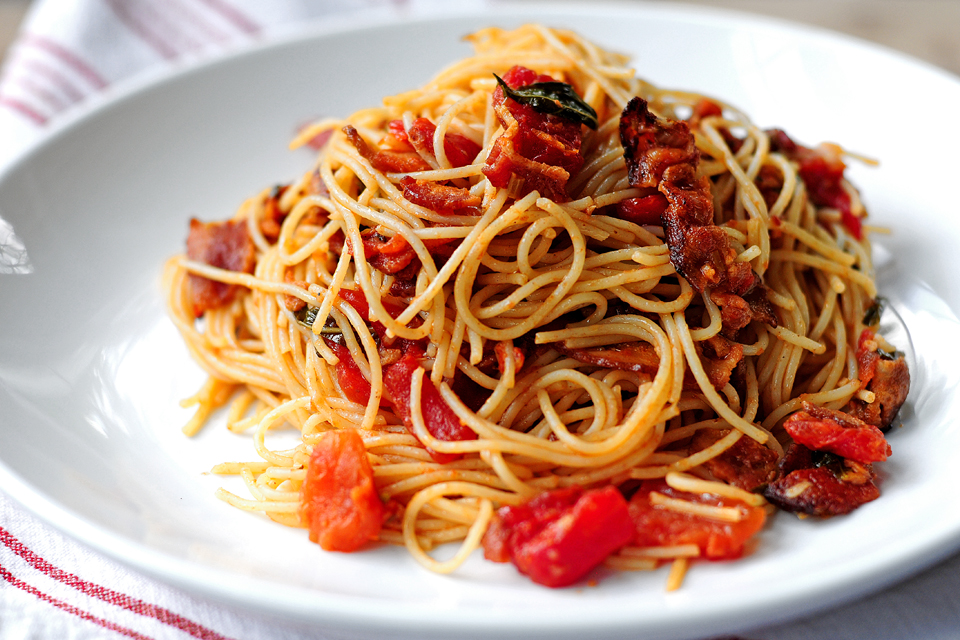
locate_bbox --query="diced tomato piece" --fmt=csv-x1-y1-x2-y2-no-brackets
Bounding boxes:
783,403,890,464
628,479,766,560
381,345,475,463
613,193,669,226
768,129,862,239
406,117,482,168
483,486,634,587
323,338,372,405
301,429,383,552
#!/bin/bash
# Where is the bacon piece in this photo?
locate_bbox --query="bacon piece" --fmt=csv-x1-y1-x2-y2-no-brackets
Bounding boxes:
764,443,879,516
301,429,383,552
342,124,431,173
483,485,634,587
555,341,660,376
259,185,288,242
282,274,310,312
628,479,766,560
848,328,910,431
554,334,740,391
690,428,778,491
185,218,256,317
768,129,862,239
710,286,778,336
400,176,481,214
784,402,891,464
619,98,756,299
696,334,745,391
482,65,584,202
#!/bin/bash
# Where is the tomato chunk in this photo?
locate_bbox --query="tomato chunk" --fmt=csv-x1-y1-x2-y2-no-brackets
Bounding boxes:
483,486,634,588
783,402,890,464
628,479,766,560
382,345,476,463
301,429,383,552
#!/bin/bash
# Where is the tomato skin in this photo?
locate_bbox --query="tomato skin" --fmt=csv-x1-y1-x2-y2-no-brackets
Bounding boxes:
300,429,383,552
614,194,669,226
323,338,372,405
382,346,476,463
628,480,766,560
483,486,634,588
783,405,890,464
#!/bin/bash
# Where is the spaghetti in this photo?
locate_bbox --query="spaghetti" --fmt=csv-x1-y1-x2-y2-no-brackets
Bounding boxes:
163,24,909,589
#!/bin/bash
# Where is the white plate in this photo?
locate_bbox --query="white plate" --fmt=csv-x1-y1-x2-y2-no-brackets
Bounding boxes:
2,3,960,639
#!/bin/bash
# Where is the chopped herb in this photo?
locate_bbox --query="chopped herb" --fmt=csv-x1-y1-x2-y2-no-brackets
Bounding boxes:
862,297,886,326
495,74,598,129
811,450,844,471
295,306,342,335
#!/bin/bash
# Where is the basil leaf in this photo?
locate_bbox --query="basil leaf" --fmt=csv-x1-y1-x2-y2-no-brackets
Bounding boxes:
295,306,342,335
494,74,598,130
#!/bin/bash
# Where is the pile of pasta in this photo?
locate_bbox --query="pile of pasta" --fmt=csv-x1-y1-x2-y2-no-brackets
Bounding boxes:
164,24,906,590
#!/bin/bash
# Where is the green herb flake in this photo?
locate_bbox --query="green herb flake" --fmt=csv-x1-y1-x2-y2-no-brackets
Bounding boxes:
495,74,598,130
862,297,886,327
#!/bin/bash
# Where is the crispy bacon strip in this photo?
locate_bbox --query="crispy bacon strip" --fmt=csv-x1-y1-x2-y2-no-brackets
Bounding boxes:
553,333,741,391
619,97,755,297
482,65,584,202
690,428,778,492
342,124,431,173
400,176,481,214
185,218,256,317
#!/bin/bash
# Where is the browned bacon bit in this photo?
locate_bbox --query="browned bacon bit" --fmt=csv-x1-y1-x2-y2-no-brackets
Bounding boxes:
848,328,910,431
784,402,891,464
710,285,778,336
555,334,740,391
282,273,310,312
619,97,756,298
260,185,289,242
696,334,745,390
482,65,585,202
554,341,659,378
768,128,863,240
400,176,482,214
764,443,880,516
186,218,256,317
342,124,431,174
690,428,778,492
755,164,785,212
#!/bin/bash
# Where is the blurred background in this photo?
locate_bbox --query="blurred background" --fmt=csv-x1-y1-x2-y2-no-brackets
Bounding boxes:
0,0,958,78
